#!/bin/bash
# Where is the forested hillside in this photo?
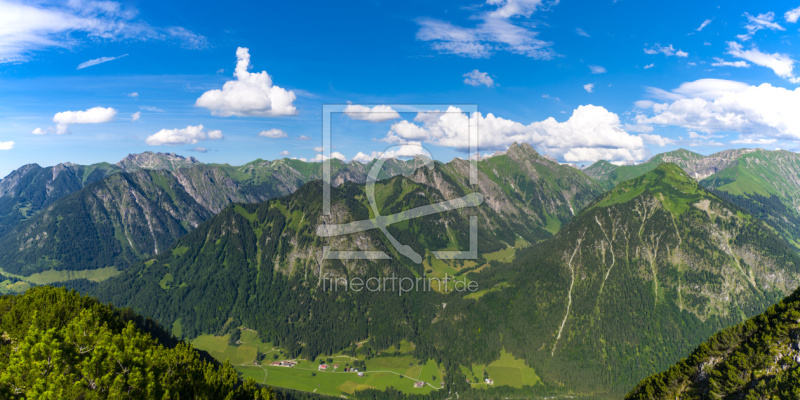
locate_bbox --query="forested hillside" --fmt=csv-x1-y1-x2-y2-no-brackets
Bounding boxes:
73,163,799,399
626,285,800,399
0,286,275,399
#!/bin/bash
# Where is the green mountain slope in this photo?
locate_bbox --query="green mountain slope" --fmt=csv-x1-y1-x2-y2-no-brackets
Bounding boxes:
586,148,800,248
0,162,122,238
446,164,800,397
81,163,799,399
0,144,602,282
0,286,275,399
626,286,800,399
701,149,800,248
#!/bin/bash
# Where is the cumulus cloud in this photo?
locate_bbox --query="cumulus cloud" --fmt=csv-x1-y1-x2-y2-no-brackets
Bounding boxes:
463,69,495,87
711,57,749,68
77,54,128,70
381,105,651,164
145,124,223,145
128,92,139,98
297,135,311,140
786,6,800,23
636,79,800,143
644,44,688,57
583,83,594,93
43,107,118,134
644,63,655,69
259,128,288,138
280,150,291,156
309,151,347,163
195,47,297,117
131,111,141,121
639,134,675,146
0,1,206,63
343,105,401,122
589,65,606,74
415,0,556,59
351,142,429,163
726,42,798,82
0,141,14,150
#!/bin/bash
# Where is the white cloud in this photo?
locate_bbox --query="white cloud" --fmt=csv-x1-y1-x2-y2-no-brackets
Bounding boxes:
145,125,223,145
786,6,800,23
77,54,128,70
139,106,162,112
128,92,139,98
463,69,495,87
740,12,784,40
639,133,675,146
351,143,429,163
711,57,749,68
309,151,347,163
31,127,48,135
731,137,778,145
636,80,800,143
131,111,141,121
280,150,291,156
381,105,651,164
0,141,14,150
644,43,688,57
343,105,401,122
583,83,594,93
51,106,117,134
415,0,556,60
576,27,590,37
726,42,798,82
0,1,206,63
696,19,713,31
297,135,311,141
644,63,655,69
259,128,288,138
313,146,323,153
589,65,606,74
195,47,297,117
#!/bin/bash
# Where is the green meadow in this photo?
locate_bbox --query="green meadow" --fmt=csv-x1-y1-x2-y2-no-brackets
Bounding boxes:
192,329,444,396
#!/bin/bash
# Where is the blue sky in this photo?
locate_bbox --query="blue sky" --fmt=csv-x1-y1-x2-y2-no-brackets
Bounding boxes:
2,0,800,177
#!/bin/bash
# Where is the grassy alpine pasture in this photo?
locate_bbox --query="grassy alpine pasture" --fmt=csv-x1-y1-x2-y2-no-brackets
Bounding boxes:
192,329,444,396
461,349,542,389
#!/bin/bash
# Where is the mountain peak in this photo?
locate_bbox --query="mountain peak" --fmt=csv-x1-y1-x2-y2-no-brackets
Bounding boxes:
116,152,200,171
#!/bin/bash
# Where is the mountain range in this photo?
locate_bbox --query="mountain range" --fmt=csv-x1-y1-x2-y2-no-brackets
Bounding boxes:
4,145,800,398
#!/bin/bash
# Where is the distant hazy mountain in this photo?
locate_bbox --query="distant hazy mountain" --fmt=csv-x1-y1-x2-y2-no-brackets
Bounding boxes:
626,285,800,399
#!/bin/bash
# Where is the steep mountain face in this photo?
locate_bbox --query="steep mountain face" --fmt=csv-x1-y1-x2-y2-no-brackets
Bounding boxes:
0,145,602,280
701,149,800,248
115,151,201,171
586,148,800,248
0,162,122,237
82,163,800,399
439,164,800,397
84,150,602,349
626,286,800,399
